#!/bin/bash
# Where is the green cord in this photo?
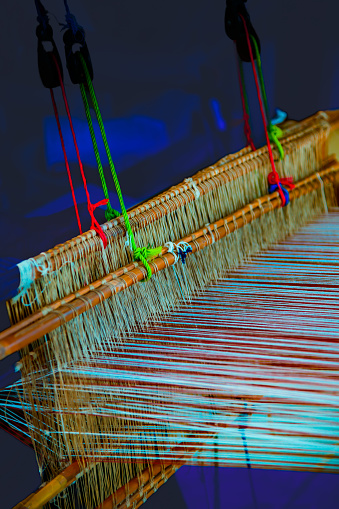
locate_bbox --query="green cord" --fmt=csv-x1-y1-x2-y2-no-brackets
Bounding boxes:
80,82,119,220
250,36,285,160
79,53,162,279
251,37,270,122
239,57,251,119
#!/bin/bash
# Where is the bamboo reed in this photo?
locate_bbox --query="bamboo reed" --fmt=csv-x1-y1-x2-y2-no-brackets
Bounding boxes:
1,161,338,360
14,111,334,285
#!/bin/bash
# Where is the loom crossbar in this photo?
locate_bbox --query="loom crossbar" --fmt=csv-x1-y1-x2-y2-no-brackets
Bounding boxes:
1,161,338,360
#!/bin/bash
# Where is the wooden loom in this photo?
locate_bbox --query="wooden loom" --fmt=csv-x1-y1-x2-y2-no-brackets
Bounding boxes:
1,110,339,508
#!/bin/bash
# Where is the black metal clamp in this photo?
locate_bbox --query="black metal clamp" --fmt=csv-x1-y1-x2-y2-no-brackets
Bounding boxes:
36,19,64,88
63,27,93,85
224,0,261,62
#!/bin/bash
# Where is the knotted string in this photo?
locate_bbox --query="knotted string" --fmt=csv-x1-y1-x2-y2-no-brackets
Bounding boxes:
51,53,108,246
177,244,192,264
79,81,119,221
250,35,285,160
50,88,82,234
236,49,256,151
240,14,290,207
133,246,163,280
267,171,295,206
78,54,161,276
164,241,192,265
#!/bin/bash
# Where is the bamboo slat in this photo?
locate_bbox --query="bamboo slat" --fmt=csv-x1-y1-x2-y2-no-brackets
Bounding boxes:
0,161,338,360
16,111,334,284
14,435,209,509
95,433,217,509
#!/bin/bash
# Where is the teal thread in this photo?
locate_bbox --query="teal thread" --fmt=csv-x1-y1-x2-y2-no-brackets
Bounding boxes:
251,36,285,160
79,53,162,279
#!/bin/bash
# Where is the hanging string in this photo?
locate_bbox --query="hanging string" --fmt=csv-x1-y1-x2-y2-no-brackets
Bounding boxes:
34,0,83,234
316,173,329,214
235,48,256,151
34,0,106,242
79,54,162,277
250,35,285,160
62,1,116,218
51,53,108,247
78,56,125,220
60,2,162,274
62,0,84,39
239,14,287,206
165,242,192,265
34,0,49,30
8,213,339,466
50,89,82,234
80,83,119,221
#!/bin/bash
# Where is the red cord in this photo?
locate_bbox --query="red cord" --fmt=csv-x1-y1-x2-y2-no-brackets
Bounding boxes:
235,47,256,151
239,14,286,206
51,53,108,247
50,88,83,234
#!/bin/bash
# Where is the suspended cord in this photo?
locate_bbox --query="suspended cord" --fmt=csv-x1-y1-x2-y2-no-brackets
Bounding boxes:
63,0,71,15
78,55,128,223
50,88,82,234
79,54,162,277
63,0,84,38
250,35,285,160
235,48,256,151
34,0,106,240
51,53,108,247
34,0,49,29
80,83,119,221
239,14,286,206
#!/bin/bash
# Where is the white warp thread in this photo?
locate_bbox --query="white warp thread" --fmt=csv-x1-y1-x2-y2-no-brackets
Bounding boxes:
12,259,36,304
184,178,201,199
316,172,329,214
12,253,52,304
164,242,179,264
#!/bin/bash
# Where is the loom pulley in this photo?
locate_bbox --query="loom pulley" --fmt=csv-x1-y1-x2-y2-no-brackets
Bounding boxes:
224,0,261,62
63,27,94,85
36,18,64,89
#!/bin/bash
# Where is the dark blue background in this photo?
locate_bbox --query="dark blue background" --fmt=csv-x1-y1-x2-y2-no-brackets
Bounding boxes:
1,0,339,507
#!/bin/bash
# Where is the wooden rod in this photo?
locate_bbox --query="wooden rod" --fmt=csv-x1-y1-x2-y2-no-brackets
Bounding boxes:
95,433,215,509
14,435,210,509
0,163,338,361
97,461,178,509
18,112,333,284
127,465,177,509
3,159,338,349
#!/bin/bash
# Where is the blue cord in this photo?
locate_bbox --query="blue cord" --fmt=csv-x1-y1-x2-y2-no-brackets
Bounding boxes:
63,0,71,15
34,0,49,30
63,0,85,39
